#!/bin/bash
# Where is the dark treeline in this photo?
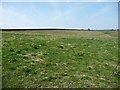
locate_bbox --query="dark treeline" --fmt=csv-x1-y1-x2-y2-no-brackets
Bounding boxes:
2,28,85,31
1,28,119,31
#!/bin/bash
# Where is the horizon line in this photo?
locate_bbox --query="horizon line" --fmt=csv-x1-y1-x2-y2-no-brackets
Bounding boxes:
1,27,118,30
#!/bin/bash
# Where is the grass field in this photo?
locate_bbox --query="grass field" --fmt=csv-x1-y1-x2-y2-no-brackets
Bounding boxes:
2,30,119,88
0,31,2,89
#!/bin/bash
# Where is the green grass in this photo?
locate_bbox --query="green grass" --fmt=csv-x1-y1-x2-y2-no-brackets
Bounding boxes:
2,30,119,88
0,31,2,89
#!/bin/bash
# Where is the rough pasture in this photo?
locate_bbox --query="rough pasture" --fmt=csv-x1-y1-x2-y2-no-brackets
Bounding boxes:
2,30,119,88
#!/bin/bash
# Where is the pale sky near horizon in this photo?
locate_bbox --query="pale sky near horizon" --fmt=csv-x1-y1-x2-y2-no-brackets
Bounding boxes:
1,0,119,29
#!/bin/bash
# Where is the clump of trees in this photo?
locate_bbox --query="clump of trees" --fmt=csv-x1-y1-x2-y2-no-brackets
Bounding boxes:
88,28,90,31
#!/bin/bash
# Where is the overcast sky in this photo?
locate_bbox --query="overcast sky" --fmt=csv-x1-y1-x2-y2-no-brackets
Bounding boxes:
1,0,119,29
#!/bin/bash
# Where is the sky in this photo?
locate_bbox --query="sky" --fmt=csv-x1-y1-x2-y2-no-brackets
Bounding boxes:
1,0,120,2
1,0,119,29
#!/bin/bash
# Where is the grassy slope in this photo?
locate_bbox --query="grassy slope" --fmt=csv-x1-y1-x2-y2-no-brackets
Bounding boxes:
2,30,119,88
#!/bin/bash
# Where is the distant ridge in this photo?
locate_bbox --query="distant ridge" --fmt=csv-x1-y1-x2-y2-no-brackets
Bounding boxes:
2,28,84,31
1,27,118,31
